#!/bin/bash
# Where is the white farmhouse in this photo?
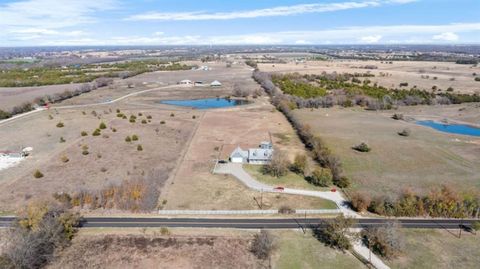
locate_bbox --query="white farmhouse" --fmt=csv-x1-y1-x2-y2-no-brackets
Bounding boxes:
229,141,273,165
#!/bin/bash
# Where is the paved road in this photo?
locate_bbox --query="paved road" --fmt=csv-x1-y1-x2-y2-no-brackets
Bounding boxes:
1,217,477,229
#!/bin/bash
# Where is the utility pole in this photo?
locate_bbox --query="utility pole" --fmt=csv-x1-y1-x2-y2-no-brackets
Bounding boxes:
260,188,263,209
459,218,463,238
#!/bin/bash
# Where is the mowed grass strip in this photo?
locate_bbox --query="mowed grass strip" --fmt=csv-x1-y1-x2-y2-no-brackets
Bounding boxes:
387,229,480,269
244,164,332,192
271,230,364,269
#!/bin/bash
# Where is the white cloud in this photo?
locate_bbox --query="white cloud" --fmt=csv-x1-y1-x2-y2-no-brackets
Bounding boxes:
0,0,117,34
432,32,459,41
360,35,382,43
18,22,480,46
126,1,417,21
295,40,312,45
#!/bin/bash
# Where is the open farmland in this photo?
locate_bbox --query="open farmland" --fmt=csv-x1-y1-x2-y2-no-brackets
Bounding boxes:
161,77,337,210
292,104,480,196
0,103,196,211
259,60,480,94
42,228,365,269
0,63,254,212
0,61,244,112
46,229,266,269
0,62,336,212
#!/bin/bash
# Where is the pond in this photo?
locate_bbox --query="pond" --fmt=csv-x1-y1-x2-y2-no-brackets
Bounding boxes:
159,98,249,109
416,120,480,137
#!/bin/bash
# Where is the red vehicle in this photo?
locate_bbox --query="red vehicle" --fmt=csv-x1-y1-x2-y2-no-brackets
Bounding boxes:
274,186,284,191
331,188,337,192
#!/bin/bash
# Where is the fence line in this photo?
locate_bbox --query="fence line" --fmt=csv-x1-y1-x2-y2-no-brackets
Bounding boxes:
158,209,341,215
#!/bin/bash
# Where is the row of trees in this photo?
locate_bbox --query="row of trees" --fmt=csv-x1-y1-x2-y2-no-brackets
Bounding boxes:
350,186,480,218
0,79,111,120
54,171,165,212
253,71,350,188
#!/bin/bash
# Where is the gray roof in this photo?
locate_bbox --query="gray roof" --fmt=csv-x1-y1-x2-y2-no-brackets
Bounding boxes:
210,80,222,86
230,147,248,159
248,148,273,161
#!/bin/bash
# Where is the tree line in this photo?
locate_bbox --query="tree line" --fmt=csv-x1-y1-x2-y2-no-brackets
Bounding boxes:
350,186,480,218
0,78,111,120
270,72,480,110
0,61,194,87
253,71,350,188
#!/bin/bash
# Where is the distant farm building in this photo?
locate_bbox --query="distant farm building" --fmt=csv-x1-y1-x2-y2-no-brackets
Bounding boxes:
179,79,193,85
210,80,222,87
230,141,273,165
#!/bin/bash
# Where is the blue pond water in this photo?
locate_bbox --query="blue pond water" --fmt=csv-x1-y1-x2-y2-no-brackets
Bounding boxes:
160,98,249,109
416,120,480,137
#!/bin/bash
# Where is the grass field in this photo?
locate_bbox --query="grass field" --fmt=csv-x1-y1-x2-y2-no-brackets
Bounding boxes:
244,164,332,192
388,229,480,269
292,105,480,196
271,230,364,269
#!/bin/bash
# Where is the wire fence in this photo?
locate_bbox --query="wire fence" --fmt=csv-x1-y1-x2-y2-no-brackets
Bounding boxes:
158,209,342,215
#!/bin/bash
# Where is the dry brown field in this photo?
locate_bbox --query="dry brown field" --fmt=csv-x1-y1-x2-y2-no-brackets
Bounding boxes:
293,104,480,196
162,90,336,210
47,232,265,269
259,60,480,94
0,62,334,212
0,83,85,111
0,61,244,111
42,228,365,269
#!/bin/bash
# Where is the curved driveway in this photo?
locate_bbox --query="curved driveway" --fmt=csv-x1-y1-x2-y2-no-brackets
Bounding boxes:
214,163,359,217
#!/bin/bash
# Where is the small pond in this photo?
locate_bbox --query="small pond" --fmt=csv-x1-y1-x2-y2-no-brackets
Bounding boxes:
416,120,480,137
159,98,249,109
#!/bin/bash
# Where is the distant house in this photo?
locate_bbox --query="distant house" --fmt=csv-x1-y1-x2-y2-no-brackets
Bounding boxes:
210,80,222,87
229,141,273,165
179,79,193,85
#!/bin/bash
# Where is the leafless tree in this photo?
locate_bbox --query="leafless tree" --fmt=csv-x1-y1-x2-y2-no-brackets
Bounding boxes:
251,230,274,259
262,150,290,177
232,83,251,97
362,221,405,259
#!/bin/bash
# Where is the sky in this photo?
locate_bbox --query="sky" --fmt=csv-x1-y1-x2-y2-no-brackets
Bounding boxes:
0,0,479,46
